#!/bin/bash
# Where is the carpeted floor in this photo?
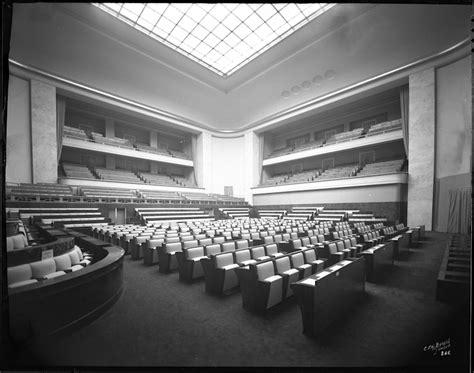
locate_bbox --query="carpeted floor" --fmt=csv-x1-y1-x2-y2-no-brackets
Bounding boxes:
6,232,470,369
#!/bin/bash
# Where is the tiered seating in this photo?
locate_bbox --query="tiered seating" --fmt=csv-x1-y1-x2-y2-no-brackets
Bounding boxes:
293,138,324,151
138,172,178,186
291,206,324,219
366,118,402,135
63,125,89,140
258,209,287,219
181,192,218,203
437,234,471,303
349,212,387,223
283,169,321,184
219,208,250,218
80,186,141,202
62,162,96,179
317,164,360,181
259,174,289,186
94,168,144,183
135,207,214,224
134,142,171,156
212,194,247,204
7,245,92,289
137,190,185,203
20,207,109,228
357,159,405,177
90,132,134,148
266,146,294,158
7,183,76,202
168,148,191,160
325,127,364,144
172,175,196,188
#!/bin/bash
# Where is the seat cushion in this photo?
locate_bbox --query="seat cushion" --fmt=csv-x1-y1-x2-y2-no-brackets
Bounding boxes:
69,265,84,272
241,259,257,266
74,246,84,260
263,275,282,283
8,264,33,285
221,263,239,271
54,254,72,271
69,250,81,265
8,279,38,289
30,259,56,279
44,271,66,280
11,234,28,250
282,268,299,276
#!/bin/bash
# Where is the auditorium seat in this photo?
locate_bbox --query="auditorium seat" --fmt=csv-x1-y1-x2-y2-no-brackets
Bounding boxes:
143,238,164,265
289,251,312,279
221,241,236,252
204,243,221,257
301,248,325,274
212,236,226,244
253,260,284,311
158,242,182,273
250,246,271,261
176,246,207,282
6,233,29,252
30,258,67,280
336,240,351,258
234,249,257,267
264,243,284,258
318,242,344,267
202,252,240,295
274,256,300,298
7,264,39,288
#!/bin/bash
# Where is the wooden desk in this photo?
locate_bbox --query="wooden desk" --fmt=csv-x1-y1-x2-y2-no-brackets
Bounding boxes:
391,232,409,259
357,241,394,282
291,257,365,337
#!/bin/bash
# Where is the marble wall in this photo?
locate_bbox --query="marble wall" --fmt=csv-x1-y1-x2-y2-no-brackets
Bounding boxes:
407,68,435,230
31,80,58,183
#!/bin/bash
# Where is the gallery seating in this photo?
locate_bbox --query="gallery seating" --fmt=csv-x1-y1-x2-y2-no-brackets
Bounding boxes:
94,168,143,184
62,162,96,179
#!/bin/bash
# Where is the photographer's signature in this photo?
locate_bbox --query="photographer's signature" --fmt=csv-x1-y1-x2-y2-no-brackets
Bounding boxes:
423,338,451,356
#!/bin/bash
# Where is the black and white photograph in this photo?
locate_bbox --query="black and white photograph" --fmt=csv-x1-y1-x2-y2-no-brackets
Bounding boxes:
1,2,472,371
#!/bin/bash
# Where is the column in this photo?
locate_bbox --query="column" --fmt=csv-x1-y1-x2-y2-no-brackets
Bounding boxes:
105,117,115,137
30,80,57,183
194,132,212,190
407,68,435,230
150,130,158,147
244,131,261,203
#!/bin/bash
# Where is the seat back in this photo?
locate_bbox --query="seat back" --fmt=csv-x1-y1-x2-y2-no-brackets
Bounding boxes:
205,244,221,256
186,246,205,260
250,246,266,259
303,248,317,263
251,232,260,240
265,244,278,256
180,235,194,242
165,242,183,253
336,241,345,252
54,253,72,271
236,240,249,250
281,233,291,241
263,236,274,245
148,239,164,249
273,234,283,243
8,264,33,284
221,241,236,252
234,249,251,265
328,242,337,254
275,256,291,273
165,237,180,244
194,233,206,240
300,237,310,246
222,231,232,240
183,239,199,249
215,252,235,268
198,238,213,247
30,258,57,279
317,234,325,242
256,261,275,280
350,237,357,246
260,231,269,237
309,236,319,245
290,232,298,240
212,236,226,244
291,239,302,250
290,252,305,267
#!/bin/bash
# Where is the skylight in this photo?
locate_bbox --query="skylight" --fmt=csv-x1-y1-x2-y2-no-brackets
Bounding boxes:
93,3,336,77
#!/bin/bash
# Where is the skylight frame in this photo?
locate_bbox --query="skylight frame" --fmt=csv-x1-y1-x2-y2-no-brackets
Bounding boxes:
92,3,337,77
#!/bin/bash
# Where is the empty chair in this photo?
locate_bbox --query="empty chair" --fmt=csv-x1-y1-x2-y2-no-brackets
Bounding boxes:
253,261,284,312
181,235,195,242
349,237,364,253
263,236,274,245
176,246,207,282
212,236,226,244
7,264,38,288
143,238,164,265
302,248,325,274
250,246,271,261
235,239,249,250
183,239,199,249
202,252,240,295
204,243,221,257
336,240,351,258
289,239,303,251
131,235,151,260
54,253,83,273
221,241,236,252
289,251,312,279
194,234,206,240
300,236,314,248
158,242,182,273
31,258,67,280
234,249,257,266
274,256,300,298
198,238,213,247
317,242,344,267
264,243,284,258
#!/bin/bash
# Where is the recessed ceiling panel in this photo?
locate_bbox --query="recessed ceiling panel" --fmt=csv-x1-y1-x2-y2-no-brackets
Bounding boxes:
92,3,336,77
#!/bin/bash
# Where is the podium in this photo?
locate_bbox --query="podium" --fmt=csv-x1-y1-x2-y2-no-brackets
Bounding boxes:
291,257,365,337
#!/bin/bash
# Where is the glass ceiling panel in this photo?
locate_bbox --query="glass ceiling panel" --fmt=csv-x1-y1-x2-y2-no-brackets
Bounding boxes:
93,3,336,77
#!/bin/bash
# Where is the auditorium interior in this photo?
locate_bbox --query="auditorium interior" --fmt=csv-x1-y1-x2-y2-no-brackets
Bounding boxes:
2,2,472,370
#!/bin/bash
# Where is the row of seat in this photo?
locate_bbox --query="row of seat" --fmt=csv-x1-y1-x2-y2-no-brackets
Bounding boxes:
7,246,92,289
265,119,402,159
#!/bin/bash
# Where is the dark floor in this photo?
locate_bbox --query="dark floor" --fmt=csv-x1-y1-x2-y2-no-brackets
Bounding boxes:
6,232,471,369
